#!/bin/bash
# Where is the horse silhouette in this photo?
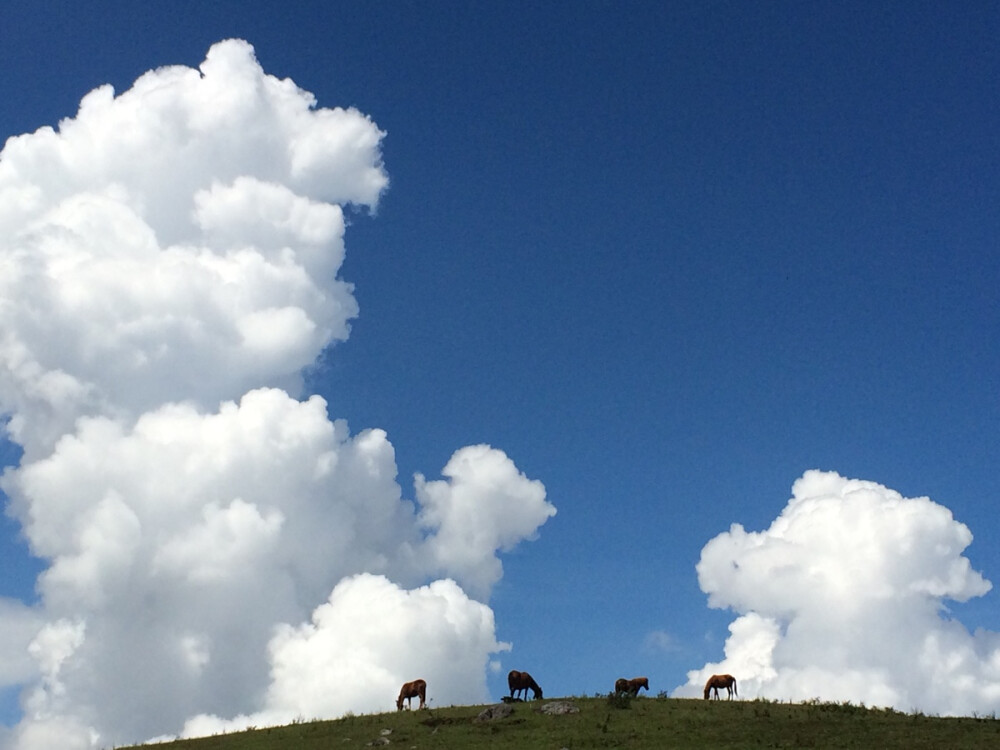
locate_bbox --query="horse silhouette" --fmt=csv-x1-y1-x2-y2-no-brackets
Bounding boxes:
615,676,649,696
703,674,737,700
508,670,543,700
396,679,426,710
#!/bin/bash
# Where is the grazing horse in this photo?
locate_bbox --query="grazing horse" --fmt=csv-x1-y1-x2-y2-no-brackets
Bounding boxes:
508,670,543,700
615,676,649,696
396,679,427,710
703,674,737,700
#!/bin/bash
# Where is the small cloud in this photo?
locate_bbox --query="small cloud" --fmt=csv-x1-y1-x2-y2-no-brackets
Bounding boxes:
416,444,556,600
642,630,679,654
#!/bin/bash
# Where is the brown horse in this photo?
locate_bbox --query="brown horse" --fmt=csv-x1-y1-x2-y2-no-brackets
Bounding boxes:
703,674,737,700
614,677,649,696
396,679,426,710
508,670,543,700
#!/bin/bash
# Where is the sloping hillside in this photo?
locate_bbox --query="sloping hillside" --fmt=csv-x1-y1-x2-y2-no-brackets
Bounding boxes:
117,695,1000,749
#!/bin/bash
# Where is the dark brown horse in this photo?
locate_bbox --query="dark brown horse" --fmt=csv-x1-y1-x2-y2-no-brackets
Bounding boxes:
703,674,737,700
396,679,426,710
614,676,649,696
508,670,543,700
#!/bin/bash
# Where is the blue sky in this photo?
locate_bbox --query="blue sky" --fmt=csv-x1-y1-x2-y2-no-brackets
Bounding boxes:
0,1,998,743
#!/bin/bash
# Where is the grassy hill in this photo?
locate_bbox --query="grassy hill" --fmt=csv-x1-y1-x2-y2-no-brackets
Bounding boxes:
118,695,1000,749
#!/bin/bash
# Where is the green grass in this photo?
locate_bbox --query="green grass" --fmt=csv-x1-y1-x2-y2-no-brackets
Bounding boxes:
114,695,1000,749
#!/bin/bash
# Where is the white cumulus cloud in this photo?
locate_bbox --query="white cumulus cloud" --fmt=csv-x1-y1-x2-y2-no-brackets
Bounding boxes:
416,445,556,600
183,573,509,736
675,470,1000,715
0,40,554,749
0,38,383,460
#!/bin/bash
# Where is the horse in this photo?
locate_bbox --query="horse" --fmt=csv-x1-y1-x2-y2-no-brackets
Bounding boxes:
703,674,737,700
508,669,543,700
615,676,649,696
396,679,427,710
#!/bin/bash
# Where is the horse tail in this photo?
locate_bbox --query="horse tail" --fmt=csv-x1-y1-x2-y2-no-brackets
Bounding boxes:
733,678,738,696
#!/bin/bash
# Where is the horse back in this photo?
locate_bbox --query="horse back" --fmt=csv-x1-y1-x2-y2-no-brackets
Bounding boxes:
402,679,425,697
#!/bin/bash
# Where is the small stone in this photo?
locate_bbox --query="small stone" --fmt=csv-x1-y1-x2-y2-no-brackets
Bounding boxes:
539,701,580,715
475,703,515,722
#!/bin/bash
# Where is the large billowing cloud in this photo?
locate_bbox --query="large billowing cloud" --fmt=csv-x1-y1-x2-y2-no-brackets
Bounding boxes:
676,471,1000,715
0,40,555,749
0,38,383,461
